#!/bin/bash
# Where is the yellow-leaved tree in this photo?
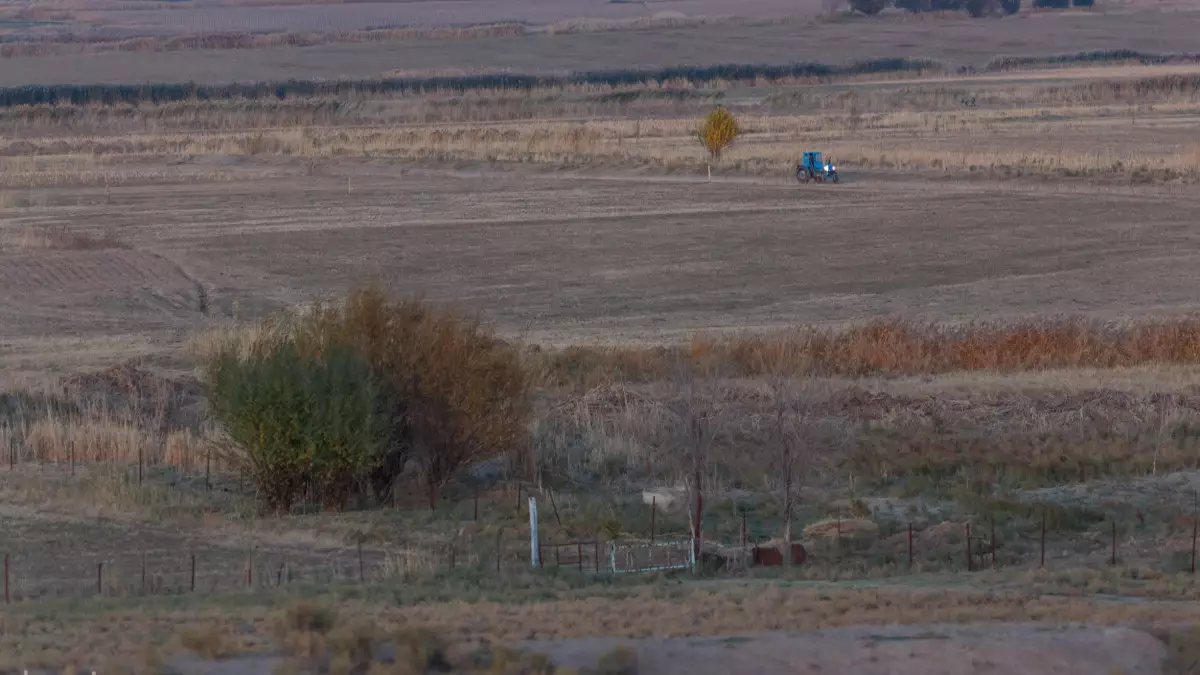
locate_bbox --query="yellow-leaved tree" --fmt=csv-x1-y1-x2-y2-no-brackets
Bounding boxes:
697,106,741,180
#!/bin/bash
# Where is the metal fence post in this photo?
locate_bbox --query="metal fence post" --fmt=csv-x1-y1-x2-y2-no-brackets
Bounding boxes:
650,498,656,546
529,497,540,568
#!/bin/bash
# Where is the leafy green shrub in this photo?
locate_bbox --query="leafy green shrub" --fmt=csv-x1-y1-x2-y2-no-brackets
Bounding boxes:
290,286,428,504
206,342,385,512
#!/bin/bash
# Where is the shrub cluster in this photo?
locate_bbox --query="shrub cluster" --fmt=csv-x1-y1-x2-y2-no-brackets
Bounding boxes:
852,0,1095,16
205,286,529,513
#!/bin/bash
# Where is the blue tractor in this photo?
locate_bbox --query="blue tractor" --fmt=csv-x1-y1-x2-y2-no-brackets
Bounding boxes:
795,152,840,184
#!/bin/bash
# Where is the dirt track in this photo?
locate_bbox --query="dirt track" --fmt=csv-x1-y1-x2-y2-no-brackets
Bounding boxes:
159,623,1171,675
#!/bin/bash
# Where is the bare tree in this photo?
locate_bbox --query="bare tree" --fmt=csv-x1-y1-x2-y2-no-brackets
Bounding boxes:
763,374,811,559
662,359,724,567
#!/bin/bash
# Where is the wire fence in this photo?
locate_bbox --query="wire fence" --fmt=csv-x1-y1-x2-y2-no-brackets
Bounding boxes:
4,483,1200,605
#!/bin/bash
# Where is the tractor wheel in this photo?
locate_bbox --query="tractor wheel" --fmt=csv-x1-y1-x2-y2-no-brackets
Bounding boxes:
796,168,812,184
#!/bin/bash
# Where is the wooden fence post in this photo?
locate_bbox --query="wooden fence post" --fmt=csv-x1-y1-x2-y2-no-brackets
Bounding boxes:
1192,514,1198,575
1111,520,1117,566
1040,510,1046,568
908,523,913,569
966,523,972,572
991,519,997,569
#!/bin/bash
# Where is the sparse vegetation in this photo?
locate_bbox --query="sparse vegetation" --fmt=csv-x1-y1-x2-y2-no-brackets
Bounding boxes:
7,10,1200,672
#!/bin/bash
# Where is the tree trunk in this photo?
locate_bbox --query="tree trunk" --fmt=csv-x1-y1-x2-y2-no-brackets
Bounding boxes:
693,469,703,568
427,481,439,511
783,469,794,565
784,505,793,566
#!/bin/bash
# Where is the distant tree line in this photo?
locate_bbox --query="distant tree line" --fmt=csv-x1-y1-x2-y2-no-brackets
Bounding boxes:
848,0,1094,17
0,59,940,108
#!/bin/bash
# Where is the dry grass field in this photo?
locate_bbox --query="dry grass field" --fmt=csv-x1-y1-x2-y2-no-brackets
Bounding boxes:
6,4,1200,670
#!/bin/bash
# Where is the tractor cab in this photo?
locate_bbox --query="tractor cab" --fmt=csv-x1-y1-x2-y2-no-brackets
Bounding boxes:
796,151,840,184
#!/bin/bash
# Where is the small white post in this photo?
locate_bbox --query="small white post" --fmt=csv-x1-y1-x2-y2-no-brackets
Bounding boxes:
528,496,540,568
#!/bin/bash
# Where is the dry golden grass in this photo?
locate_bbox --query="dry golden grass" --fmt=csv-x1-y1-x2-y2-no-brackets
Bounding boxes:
3,108,1193,184
537,318,1200,384
1,66,1198,187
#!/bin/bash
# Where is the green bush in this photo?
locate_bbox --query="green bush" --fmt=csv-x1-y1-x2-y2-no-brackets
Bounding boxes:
206,341,385,512
212,284,531,511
